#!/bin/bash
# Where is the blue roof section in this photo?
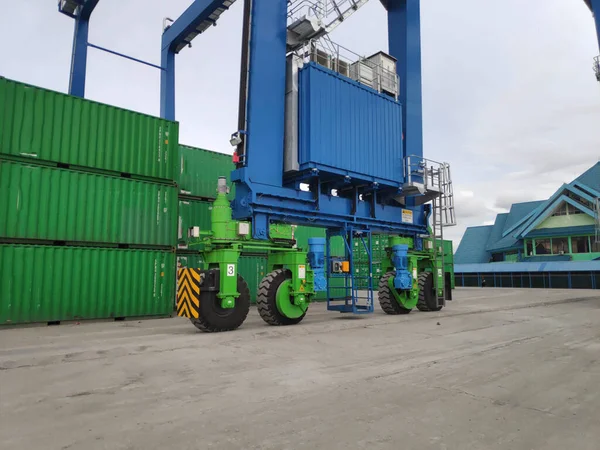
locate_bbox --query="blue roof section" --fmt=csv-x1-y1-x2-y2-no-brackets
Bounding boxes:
573,161,600,193
455,260,600,273
486,213,522,252
526,225,596,238
487,233,521,252
454,226,493,264
485,214,508,248
501,201,544,237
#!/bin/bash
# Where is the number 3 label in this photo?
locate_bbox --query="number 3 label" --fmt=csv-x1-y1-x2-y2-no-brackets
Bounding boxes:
227,264,235,277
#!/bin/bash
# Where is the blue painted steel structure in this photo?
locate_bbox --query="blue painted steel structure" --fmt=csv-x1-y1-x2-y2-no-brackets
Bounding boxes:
154,0,429,240
228,0,428,240
586,0,600,50
59,0,166,97
59,0,99,97
160,0,236,120
298,63,404,187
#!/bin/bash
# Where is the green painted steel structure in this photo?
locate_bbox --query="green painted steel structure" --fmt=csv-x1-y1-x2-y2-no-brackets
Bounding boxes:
177,252,267,303
178,145,235,199
0,77,178,182
0,160,177,246
0,245,175,325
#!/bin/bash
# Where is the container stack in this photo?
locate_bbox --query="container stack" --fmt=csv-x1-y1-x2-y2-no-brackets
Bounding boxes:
0,77,178,325
175,144,275,303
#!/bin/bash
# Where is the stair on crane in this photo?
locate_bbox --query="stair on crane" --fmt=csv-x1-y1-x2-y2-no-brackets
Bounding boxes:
287,0,371,50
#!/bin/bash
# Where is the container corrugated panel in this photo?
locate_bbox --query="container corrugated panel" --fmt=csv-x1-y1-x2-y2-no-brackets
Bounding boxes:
178,145,235,199
0,77,178,181
0,160,177,246
177,252,204,269
298,63,404,186
0,245,175,325
178,199,212,248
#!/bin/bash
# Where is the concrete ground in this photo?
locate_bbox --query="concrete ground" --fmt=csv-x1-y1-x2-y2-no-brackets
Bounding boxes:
1,288,599,450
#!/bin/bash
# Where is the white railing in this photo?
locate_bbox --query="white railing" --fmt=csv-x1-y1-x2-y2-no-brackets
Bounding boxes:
404,155,456,227
295,37,400,98
287,0,371,48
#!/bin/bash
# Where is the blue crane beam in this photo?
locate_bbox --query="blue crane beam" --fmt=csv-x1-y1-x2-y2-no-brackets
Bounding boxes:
160,0,235,120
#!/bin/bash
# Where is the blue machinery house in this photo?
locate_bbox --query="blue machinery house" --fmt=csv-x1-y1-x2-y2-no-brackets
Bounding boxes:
455,162,600,289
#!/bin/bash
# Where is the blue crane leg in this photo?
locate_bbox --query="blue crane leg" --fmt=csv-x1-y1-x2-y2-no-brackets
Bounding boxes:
160,49,176,120
387,0,423,160
242,0,288,187
592,0,600,51
69,18,89,97
66,0,99,97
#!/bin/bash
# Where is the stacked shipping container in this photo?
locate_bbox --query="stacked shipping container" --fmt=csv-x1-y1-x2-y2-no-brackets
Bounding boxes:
0,78,178,325
0,78,455,325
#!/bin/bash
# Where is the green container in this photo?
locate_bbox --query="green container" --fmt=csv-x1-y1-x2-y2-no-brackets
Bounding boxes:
0,245,175,325
0,77,178,182
0,160,177,246
178,145,235,199
443,240,455,289
239,255,268,303
178,199,212,248
177,252,204,269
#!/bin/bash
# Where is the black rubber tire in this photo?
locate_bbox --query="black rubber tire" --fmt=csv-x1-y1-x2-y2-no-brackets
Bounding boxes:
257,269,307,326
417,272,443,312
190,274,250,332
378,272,412,315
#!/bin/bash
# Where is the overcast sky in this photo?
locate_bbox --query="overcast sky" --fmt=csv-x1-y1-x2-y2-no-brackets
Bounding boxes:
1,0,599,246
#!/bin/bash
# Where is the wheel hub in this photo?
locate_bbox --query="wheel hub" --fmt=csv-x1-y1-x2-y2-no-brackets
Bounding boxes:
275,280,308,319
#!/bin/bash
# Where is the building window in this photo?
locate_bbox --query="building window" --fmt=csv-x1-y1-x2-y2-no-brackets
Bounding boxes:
567,204,583,215
526,241,533,256
552,238,569,254
592,239,600,253
535,239,551,255
571,236,590,253
551,203,567,216
566,191,593,210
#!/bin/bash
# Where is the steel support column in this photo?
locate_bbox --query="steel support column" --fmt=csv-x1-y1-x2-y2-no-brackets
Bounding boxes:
160,49,176,120
386,0,423,159
240,0,288,186
65,0,99,97
69,18,89,97
592,0,600,51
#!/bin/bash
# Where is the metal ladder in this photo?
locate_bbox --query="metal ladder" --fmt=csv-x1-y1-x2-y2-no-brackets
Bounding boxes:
431,194,446,305
403,157,456,305
287,0,371,50
429,163,455,305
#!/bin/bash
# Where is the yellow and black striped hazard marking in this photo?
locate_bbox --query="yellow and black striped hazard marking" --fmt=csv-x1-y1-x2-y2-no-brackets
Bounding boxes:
177,269,201,319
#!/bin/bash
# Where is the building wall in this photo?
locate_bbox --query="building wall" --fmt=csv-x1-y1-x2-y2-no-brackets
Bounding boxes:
537,214,595,229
